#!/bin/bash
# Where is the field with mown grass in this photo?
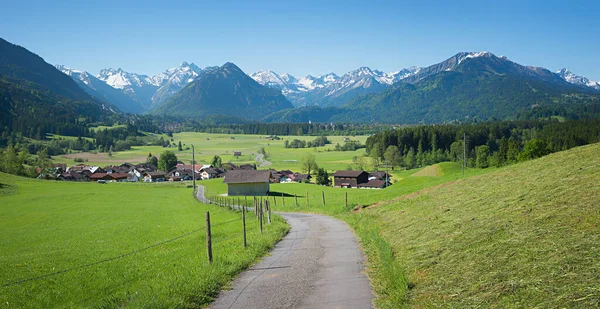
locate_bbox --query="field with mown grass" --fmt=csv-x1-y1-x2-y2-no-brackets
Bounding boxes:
351,143,600,308
0,173,288,308
51,132,368,172
202,162,493,216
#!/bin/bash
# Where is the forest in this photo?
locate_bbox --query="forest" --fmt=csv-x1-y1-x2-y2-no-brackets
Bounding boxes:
365,118,600,169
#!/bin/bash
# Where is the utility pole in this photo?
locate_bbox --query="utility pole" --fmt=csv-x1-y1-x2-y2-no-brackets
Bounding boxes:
192,145,196,192
385,159,389,188
463,133,466,176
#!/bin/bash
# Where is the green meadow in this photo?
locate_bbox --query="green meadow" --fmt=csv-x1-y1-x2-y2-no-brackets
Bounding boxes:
202,161,493,216
52,132,368,172
0,173,288,308
12,129,600,308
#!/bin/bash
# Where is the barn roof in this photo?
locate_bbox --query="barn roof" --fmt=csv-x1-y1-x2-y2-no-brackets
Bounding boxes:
333,170,367,178
358,179,387,188
224,170,271,184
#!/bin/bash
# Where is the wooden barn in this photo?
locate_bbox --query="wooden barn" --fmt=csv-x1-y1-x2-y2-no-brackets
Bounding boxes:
223,170,271,196
333,170,369,188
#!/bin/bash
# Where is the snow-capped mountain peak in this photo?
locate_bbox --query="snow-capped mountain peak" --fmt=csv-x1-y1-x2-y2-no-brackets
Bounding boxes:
56,64,93,85
457,51,497,65
556,68,600,90
250,70,287,88
251,65,424,106
97,68,153,89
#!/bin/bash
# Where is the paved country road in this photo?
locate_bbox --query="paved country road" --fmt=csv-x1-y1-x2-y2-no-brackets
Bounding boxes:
196,187,373,308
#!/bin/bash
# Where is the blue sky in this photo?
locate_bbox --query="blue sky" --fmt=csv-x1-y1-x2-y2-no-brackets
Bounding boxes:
1,0,599,80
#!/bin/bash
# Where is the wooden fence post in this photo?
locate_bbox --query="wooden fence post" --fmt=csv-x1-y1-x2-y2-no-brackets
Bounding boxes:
322,191,325,206
267,200,271,224
273,195,277,206
306,191,309,207
294,194,298,207
259,200,263,234
206,212,212,263
244,196,248,213
345,191,348,208
242,203,247,248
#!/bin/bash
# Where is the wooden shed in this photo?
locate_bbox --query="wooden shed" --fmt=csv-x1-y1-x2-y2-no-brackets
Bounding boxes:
223,170,271,196
333,170,369,188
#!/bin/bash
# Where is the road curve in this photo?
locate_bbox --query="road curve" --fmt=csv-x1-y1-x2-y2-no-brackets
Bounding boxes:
208,212,373,309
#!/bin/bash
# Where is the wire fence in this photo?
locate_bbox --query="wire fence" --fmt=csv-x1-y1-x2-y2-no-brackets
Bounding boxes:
3,195,273,293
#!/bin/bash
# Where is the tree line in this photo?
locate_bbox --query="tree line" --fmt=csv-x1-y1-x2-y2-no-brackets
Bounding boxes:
365,119,600,169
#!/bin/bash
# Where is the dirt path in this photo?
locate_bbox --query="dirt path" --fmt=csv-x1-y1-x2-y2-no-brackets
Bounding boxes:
195,186,373,309
254,153,272,167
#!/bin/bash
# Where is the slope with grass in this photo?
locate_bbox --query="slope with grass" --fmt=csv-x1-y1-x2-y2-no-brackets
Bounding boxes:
203,162,492,216
354,143,600,308
0,173,288,308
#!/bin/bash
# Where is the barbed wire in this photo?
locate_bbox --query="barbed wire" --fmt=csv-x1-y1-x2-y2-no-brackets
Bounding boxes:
2,227,203,288
65,248,197,308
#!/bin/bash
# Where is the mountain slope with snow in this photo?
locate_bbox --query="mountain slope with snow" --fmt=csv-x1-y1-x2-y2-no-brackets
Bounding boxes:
96,68,158,109
149,62,216,108
56,65,145,113
250,66,421,107
556,68,600,91
150,62,293,119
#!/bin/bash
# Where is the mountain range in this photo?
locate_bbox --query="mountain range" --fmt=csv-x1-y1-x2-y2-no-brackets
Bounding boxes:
57,51,600,115
149,62,293,120
1,36,599,132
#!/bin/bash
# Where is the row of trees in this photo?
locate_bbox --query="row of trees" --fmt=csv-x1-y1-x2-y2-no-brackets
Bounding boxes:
365,119,600,169
174,121,392,136
284,136,331,149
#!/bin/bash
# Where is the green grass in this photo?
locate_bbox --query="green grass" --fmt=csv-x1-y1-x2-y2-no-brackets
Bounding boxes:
203,162,493,216
354,143,600,308
0,173,289,308
51,132,368,171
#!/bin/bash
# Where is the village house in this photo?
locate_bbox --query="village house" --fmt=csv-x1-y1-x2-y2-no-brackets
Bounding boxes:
200,167,225,180
358,179,388,189
369,171,392,181
292,173,312,183
333,170,369,188
110,172,130,182
168,168,197,181
233,151,242,157
127,172,140,182
223,170,271,196
143,171,167,182
90,173,113,182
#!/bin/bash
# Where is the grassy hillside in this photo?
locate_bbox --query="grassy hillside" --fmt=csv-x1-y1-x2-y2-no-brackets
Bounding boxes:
0,173,288,308
202,162,494,216
354,143,600,308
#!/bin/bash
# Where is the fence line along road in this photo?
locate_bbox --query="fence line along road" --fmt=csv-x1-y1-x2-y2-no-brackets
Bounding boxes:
194,185,374,309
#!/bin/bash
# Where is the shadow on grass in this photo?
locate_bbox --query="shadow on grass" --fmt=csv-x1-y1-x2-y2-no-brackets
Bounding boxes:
267,191,302,198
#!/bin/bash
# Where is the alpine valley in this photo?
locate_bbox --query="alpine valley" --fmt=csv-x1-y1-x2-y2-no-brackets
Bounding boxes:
1,37,600,131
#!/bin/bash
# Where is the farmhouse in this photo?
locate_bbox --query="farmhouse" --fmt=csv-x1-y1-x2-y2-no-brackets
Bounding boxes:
90,173,112,182
292,173,311,183
358,179,388,189
223,170,271,196
333,170,369,188
200,167,224,180
109,172,130,182
233,151,242,157
143,172,167,182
